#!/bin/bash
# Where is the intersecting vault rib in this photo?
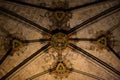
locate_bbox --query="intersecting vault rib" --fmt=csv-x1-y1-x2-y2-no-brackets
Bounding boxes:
0,43,50,80
67,4,120,35
5,0,107,12
72,68,104,80
0,7,52,34
0,47,12,65
69,43,120,77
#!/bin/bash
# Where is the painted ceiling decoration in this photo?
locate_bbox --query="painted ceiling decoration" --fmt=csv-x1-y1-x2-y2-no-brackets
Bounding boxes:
0,0,120,80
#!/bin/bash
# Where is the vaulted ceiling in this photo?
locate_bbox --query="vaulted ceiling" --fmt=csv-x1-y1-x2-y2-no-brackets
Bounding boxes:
0,0,120,80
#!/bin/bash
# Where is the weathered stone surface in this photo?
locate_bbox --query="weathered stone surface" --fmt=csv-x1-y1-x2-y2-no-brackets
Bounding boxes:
0,0,120,80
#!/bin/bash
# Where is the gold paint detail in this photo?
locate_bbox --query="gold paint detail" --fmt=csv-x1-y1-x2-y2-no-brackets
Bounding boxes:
12,39,23,50
56,62,66,74
51,61,70,78
97,37,107,47
51,32,68,50
55,11,65,21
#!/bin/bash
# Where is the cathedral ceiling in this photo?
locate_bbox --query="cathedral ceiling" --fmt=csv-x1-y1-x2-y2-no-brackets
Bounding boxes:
0,0,120,80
